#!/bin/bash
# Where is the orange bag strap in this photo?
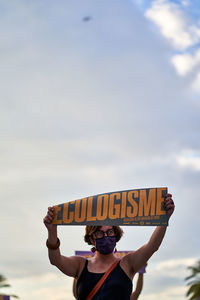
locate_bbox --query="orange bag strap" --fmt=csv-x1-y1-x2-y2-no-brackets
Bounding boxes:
86,259,120,300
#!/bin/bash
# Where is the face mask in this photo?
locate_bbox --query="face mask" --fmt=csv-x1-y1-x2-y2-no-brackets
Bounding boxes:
95,236,116,255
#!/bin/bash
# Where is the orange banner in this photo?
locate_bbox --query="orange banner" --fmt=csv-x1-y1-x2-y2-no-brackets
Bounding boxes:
53,187,168,226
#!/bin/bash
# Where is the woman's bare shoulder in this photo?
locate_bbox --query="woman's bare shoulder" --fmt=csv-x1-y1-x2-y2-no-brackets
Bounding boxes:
73,256,87,278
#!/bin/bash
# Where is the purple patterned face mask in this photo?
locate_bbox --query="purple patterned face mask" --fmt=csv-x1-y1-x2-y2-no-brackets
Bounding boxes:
95,236,116,255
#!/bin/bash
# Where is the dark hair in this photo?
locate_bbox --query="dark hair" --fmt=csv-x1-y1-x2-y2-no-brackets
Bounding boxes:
84,225,124,245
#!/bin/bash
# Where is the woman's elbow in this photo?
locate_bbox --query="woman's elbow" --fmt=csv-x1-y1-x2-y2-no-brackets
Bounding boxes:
49,256,59,266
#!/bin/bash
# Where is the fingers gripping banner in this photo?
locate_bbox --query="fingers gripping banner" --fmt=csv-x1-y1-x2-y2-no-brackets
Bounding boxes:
53,187,168,226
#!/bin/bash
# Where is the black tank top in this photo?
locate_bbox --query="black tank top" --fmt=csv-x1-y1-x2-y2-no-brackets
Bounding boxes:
76,260,132,300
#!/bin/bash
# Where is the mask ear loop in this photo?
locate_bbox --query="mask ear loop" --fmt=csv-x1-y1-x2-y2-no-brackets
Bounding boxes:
90,233,96,253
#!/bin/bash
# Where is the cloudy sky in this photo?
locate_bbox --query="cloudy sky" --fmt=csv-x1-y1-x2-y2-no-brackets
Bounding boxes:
0,0,200,299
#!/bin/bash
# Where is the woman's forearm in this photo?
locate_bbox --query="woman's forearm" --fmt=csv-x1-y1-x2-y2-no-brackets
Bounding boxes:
47,226,62,265
135,273,143,294
148,193,175,252
47,225,57,243
148,226,167,252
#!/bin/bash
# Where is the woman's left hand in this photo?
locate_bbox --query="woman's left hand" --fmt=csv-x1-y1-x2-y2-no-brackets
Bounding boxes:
164,193,175,219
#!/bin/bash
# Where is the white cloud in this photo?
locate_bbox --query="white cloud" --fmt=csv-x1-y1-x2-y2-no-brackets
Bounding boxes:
137,257,198,300
156,257,198,277
142,286,187,300
181,0,190,6
144,0,200,94
192,72,200,93
176,149,200,171
9,272,74,300
145,0,200,50
171,48,200,76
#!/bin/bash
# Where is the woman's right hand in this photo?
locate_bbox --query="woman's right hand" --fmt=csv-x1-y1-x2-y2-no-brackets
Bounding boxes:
43,206,56,231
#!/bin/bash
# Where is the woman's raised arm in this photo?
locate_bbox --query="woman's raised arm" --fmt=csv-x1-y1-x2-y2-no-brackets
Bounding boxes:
123,193,175,276
43,206,85,278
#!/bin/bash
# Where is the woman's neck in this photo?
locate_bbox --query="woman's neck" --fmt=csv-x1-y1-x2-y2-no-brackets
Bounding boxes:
94,251,117,263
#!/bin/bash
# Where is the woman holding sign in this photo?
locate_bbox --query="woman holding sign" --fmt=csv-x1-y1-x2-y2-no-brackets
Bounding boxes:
43,193,174,300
